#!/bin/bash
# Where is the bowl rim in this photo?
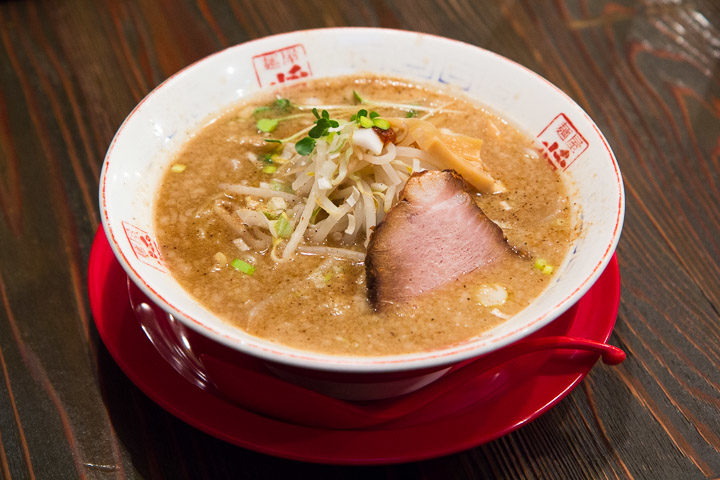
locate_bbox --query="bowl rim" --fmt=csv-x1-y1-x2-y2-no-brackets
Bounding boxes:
100,26,625,373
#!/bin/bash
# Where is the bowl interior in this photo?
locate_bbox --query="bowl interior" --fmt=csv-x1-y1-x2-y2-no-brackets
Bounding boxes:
100,28,624,372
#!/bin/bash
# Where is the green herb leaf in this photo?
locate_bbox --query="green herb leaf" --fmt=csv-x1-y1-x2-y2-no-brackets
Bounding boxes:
372,118,389,130
353,90,363,103
359,116,373,128
230,258,255,275
406,109,417,118
369,111,379,119
296,109,338,156
273,98,292,112
257,118,279,132
295,137,316,156
308,120,327,138
253,106,271,116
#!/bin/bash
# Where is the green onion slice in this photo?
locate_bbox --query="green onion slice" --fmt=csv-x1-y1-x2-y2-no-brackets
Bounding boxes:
275,214,293,238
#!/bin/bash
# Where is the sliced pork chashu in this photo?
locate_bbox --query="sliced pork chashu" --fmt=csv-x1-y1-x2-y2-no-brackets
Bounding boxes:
365,170,513,309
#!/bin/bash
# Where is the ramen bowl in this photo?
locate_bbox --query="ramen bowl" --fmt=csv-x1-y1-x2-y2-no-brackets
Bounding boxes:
100,28,624,401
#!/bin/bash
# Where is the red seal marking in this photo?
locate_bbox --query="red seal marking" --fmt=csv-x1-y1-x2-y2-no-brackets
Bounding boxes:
252,44,312,88
121,222,167,273
537,113,589,170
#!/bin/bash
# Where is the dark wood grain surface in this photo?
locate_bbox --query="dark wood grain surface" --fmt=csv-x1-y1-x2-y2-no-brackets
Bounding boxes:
1,0,719,478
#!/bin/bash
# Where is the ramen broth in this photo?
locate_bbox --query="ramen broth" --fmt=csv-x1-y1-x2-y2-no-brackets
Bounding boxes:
154,75,576,355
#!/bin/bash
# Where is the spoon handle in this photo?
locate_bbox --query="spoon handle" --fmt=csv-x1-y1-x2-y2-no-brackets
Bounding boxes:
488,336,626,366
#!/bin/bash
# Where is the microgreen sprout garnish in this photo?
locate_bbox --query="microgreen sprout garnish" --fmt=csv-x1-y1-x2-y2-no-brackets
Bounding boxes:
353,90,363,104
253,97,311,133
256,113,309,134
256,118,279,133
295,137,316,156
230,258,255,275
253,97,293,116
294,109,339,156
350,109,389,130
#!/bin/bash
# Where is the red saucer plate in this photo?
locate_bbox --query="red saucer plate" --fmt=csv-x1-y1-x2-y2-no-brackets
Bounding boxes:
88,228,621,465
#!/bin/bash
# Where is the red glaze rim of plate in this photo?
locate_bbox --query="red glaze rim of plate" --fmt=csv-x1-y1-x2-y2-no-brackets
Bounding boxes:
88,228,621,465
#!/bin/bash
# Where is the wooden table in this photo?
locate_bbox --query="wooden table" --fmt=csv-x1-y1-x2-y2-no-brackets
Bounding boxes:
1,1,719,478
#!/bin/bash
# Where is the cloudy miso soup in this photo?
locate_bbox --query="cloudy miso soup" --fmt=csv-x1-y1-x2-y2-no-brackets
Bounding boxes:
154,75,576,355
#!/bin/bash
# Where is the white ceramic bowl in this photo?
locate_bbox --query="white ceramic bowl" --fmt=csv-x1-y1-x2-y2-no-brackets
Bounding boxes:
100,28,624,387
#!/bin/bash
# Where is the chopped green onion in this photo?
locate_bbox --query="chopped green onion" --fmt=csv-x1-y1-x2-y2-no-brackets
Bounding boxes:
230,258,255,275
170,164,186,173
274,213,293,238
534,258,554,275
262,165,277,174
372,118,389,130
271,179,293,193
353,90,363,103
257,118,279,133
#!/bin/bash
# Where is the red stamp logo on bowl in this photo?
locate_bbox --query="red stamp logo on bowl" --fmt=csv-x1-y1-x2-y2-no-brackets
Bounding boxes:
252,44,312,88
537,113,589,170
122,221,167,273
